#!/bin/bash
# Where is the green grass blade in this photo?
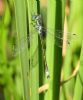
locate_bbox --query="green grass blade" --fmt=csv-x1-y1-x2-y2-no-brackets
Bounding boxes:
14,0,30,100
73,75,83,100
45,0,65,100
63,0,83,99
27,0,40,100
73,43,83,100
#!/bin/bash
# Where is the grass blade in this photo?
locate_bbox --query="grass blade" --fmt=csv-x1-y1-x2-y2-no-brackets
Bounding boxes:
27,0,40,100
63,0,83,99
45,0,65,100
14,0,30,100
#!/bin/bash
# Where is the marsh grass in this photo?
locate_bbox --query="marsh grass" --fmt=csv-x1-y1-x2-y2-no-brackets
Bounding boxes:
0,0,83,100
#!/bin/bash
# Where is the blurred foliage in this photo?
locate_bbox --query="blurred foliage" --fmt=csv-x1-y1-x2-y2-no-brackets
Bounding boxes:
0,0,83,100
0,0,22,99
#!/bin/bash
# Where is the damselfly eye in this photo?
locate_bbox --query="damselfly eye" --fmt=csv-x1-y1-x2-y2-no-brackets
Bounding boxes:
32,15,42,21
32,15,37,21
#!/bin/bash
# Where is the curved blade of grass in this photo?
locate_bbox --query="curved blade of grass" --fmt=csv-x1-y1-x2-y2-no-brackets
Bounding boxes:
73,73,83,100
73,43,83,100
63,0,83,99
73,44,83,100
14,0,30,100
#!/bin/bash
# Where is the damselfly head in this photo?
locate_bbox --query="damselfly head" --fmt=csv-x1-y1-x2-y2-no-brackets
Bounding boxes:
32,15,37,21
32,15,41,21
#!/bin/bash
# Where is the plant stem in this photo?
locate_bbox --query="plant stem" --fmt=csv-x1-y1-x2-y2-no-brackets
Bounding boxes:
14,0,30,100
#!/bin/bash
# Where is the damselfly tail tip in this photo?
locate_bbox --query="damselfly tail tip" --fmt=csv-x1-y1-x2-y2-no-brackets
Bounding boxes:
46,71,50,79
47,75,50,79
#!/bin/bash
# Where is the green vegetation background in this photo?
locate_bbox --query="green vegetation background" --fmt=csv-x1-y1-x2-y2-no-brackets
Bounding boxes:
0,0,83,100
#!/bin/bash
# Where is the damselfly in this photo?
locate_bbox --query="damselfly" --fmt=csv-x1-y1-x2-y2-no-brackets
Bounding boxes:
31,14,77,79
12,14,77,79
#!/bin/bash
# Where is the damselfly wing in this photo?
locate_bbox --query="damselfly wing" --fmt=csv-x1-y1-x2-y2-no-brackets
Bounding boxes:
31,14,77,48
12,27,77,57
12,35,29,56
30,26,77,48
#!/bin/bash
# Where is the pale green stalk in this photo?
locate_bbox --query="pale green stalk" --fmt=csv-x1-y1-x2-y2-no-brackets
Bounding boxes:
45,0,65,100
14,0,30,100
27,0,40,100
